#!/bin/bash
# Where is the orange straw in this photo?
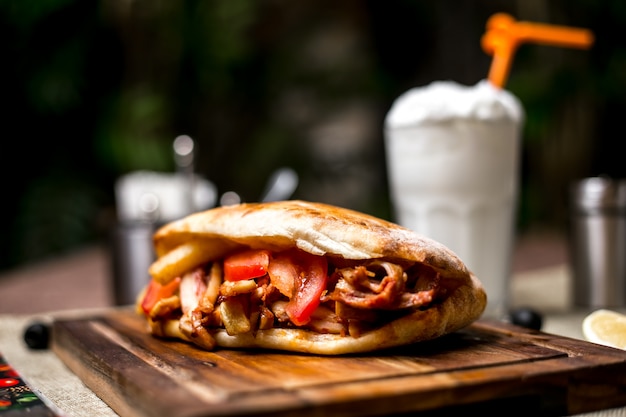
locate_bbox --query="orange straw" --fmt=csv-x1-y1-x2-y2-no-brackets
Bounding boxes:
481,13,594,88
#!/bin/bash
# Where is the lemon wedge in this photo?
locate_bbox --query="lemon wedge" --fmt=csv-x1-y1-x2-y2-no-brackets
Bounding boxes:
582,309,626,350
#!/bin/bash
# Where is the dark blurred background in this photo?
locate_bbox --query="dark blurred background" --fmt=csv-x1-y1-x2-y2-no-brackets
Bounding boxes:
0,0,623,272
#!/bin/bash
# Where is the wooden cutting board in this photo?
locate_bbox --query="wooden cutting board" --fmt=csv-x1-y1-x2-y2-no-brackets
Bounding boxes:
51,308,626,417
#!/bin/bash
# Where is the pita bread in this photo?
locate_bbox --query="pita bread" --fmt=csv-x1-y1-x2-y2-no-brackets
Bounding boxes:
141,200,487,355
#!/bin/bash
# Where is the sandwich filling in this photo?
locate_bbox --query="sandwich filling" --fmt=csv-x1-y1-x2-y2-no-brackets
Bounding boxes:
138,247,445,351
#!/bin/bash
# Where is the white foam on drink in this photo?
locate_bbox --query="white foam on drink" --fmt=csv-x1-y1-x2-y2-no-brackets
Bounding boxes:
385,80,523,128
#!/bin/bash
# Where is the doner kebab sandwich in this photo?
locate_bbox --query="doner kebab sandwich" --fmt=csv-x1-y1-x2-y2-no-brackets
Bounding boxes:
136,200,487,355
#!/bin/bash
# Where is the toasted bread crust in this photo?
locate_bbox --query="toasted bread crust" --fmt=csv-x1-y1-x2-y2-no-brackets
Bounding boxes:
154,201,469,277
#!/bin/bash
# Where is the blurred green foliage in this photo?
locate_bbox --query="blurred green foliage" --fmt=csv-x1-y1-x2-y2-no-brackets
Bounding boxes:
1,0,625,271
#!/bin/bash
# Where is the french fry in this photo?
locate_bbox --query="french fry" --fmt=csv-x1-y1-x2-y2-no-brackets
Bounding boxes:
149,241,213,284
220,279,257,297
198,262,223,311
220,298,251,335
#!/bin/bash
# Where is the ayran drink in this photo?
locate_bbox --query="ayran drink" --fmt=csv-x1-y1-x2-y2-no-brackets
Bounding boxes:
384,80,524,319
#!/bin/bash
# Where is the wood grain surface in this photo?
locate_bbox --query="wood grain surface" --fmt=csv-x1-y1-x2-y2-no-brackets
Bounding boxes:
51,309,626,417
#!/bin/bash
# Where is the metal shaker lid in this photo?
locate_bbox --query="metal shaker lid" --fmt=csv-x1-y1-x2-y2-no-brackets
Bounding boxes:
570,176,626,213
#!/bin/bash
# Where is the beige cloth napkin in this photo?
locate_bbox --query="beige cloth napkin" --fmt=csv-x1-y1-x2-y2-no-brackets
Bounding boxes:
0,311,118,417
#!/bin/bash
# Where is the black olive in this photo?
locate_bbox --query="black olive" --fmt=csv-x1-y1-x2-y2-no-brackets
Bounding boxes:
23,322,50,350
508,307,543,331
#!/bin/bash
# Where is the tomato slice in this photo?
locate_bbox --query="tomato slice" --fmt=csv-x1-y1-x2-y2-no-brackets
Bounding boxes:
283,251,328,326
140,277,181,314
224,249,271,281
267,254,297,297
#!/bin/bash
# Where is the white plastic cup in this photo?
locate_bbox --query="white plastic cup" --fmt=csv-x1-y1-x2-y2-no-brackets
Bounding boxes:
384,80,524,319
